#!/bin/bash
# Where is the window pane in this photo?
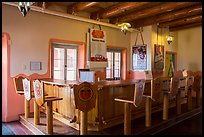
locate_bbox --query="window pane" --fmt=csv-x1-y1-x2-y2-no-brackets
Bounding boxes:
106,52,113,78
66,48,77,80
54,48,65,80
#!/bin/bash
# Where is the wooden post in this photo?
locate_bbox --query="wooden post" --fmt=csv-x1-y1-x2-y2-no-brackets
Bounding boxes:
80,111,87,135
196,88,201,107
124,103,131,135
34,101,40,125
187,89,192,111
163,93,169,120
46,101,53,134
24,99,30,118
176,90,181,115
145,97,151,127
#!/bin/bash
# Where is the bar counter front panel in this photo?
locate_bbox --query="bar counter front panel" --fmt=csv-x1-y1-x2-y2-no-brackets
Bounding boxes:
40,78,163,131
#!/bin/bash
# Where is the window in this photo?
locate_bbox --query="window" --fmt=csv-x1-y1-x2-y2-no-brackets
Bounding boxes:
106,49,122,80
52,43,77,80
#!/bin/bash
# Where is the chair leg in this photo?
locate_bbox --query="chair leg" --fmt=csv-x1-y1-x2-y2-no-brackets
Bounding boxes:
47,101,53,134
25,99,30,118
145,97,152,127
176,90,181,115
187,89,192,111
80,111,87,135
163,93,169,120
124,103,131,135
34,101,40,125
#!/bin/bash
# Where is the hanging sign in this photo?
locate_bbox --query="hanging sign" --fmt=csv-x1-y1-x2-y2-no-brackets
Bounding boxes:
154,44,164,71
90,29,107,62
132,44,147,70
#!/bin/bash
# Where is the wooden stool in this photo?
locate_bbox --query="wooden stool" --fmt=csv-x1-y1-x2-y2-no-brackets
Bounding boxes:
114,79,146,135
159,77,172,120
14,76,34,118
73,82,97,135
176,76,187,115
33,80,63,134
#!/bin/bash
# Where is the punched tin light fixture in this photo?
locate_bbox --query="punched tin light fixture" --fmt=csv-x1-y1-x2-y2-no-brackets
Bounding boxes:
18,2,35,17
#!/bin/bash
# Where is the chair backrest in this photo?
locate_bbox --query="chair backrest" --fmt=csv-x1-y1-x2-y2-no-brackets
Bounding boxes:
192,75,201,92
22,78,31,101
178,76,187,89
13,76,25,94
152,77,162,102
160,77,172,93
133,79,146,107
186,76,194,90
73,82,97,112
170,76,179,96
33,80,45,106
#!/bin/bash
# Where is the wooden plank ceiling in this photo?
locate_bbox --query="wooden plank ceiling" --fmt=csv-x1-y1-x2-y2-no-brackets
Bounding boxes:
34,2,202,31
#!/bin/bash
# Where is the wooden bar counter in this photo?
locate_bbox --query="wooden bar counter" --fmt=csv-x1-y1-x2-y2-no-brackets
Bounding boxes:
39,78,159,131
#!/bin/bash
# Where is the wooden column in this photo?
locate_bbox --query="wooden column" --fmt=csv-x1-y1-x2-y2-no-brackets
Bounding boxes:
187,89,192,111
124,103,131,135
24,99,30,118
34,101,40,125
46,101,53,134
196,88,201,107
145,97,152,127
176,90,181,115
163,93,169,120
80,111,88,135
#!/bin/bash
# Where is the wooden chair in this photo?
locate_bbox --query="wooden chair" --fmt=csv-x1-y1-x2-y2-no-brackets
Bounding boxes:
33,80,63,134
114,79,146,135
13,76,25,95
159,77,172,120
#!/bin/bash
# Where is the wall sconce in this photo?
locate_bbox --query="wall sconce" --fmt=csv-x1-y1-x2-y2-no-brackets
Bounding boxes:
18,2,35,17
118,23,131,35
167,31,173,44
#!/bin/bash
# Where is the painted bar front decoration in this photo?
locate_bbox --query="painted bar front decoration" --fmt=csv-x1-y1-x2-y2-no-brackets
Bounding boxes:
132,44,147,70
90,29,107,62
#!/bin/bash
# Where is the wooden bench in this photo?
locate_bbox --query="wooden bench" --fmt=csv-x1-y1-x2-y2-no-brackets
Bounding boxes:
33,80,63,134
114,79,146,135
192,75,201,108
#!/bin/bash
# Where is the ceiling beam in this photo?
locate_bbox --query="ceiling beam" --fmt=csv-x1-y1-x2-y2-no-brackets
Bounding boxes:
169,22,202,31
131,4,202,28
90,2,150,19
110,2,197,24
67,2,99,14
158,14,202,27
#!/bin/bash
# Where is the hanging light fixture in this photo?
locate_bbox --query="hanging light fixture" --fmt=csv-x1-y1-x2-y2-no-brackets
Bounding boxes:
167,31,173,45
18,2,35,17
117,23,131,35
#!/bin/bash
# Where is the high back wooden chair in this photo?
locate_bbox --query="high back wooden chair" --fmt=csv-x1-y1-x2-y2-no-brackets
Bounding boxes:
33,80,63,134
114,79,145,135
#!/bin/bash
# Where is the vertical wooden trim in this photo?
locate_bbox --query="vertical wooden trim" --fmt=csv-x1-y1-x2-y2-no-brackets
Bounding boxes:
80,111,87,135
176,90,181,115
145,97,152,127
163,93,169,120
124,103,131,135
